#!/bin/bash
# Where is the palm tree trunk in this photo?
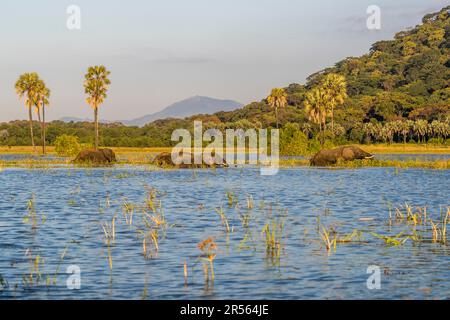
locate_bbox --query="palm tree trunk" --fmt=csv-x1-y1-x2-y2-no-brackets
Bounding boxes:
28,104,35,151
331,107,334,138
94,106,99,150
275,107,279,129
36,107,44,154
42,103,46,155
319,122,323,147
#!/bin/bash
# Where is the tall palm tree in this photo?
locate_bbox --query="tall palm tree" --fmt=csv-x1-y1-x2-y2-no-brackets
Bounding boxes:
33,80,50,155
413,120,428,143
321,74,348,136
84,66,111,150
304,87,327,145
267,88,287,129
15,73,40,151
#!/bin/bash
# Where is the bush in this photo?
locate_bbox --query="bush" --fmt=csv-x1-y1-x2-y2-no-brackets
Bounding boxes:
54,135,81,157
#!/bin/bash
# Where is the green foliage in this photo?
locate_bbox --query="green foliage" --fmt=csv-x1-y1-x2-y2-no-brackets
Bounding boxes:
54,135,81,157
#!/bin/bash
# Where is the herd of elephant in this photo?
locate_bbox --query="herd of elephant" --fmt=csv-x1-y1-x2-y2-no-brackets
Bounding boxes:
74,146,375,167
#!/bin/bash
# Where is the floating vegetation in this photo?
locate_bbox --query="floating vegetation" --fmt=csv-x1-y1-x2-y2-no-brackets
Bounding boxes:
371,232,410,247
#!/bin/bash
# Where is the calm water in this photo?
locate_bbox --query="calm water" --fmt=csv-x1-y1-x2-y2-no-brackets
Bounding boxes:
0,163,449,300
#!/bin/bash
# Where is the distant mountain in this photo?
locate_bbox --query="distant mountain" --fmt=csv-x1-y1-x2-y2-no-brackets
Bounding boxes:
121,96,243,126
59,96,243,126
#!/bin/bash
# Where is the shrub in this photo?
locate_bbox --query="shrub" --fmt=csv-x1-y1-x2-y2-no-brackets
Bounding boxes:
54,135,81,157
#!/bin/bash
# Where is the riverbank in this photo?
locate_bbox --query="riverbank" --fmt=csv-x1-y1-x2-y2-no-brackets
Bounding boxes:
1,144,449,169
0,143,449,155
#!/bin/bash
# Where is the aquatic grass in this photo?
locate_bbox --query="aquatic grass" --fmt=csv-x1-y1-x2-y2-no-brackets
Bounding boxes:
246,195,254,210
198,237,217,283
22,250,44,287
226,191,235,208
101,216,116,243
318,225,337,252
141,229,159,259
262,219,284,262
184,261,188,286
371,232,410,247
388,205,449,245
122,200,135,226
52,246,69,285
215,207,231,233
23,194,46,229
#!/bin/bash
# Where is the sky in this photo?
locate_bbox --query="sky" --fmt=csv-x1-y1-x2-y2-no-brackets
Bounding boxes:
0,0,448,122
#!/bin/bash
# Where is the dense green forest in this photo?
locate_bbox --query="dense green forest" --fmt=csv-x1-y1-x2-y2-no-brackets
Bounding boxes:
1,6,449,154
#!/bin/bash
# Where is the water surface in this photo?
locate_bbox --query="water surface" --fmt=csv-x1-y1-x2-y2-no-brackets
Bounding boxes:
0,164,448,300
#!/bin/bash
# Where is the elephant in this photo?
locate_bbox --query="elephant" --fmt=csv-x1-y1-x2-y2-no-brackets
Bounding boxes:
73,148,117,164
152,152,227,168
310,146,374,166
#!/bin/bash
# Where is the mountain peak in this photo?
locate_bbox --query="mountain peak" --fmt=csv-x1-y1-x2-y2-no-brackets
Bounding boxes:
122,96,243,126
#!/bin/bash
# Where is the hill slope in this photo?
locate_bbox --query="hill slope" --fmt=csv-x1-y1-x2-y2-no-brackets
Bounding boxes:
204,6,450,129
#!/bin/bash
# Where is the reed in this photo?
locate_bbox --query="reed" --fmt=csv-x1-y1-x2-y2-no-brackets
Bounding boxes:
246,195,254,210
262,219,284,262
215,207,231,233
23,194,46,229
318,225,337,252
226,191,235,208
198,237,217,283
371,232,409,246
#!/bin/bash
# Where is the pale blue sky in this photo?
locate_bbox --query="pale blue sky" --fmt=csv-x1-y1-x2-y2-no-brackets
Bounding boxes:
0,0,448,121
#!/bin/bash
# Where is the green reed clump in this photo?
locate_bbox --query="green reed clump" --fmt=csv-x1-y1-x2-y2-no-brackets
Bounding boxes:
371,232,410,247
387,204,449,245
262,219,284,262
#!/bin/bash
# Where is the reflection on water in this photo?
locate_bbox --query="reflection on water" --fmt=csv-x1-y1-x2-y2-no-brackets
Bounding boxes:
0,162,449,300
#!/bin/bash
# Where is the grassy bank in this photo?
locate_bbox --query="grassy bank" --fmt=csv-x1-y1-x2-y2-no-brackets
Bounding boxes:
0,144,449,170
1,144,449,155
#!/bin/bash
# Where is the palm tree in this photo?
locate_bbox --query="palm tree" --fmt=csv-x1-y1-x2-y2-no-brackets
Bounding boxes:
15,73,40,151
321,74,348,136
304,87,327,145
413,120,427,143
399,121,411,145
267,88,287,129
33,80,50,155
84,66,111,150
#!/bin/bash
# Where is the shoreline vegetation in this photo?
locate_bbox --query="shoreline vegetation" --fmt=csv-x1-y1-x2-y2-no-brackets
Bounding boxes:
0,144,449,170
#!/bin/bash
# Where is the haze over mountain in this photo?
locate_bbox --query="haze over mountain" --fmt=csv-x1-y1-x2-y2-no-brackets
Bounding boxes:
59,96,243,126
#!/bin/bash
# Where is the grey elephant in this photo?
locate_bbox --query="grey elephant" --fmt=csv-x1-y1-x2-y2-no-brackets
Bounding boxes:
153,152,227,168
310,146,374,166
74,148,117,164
